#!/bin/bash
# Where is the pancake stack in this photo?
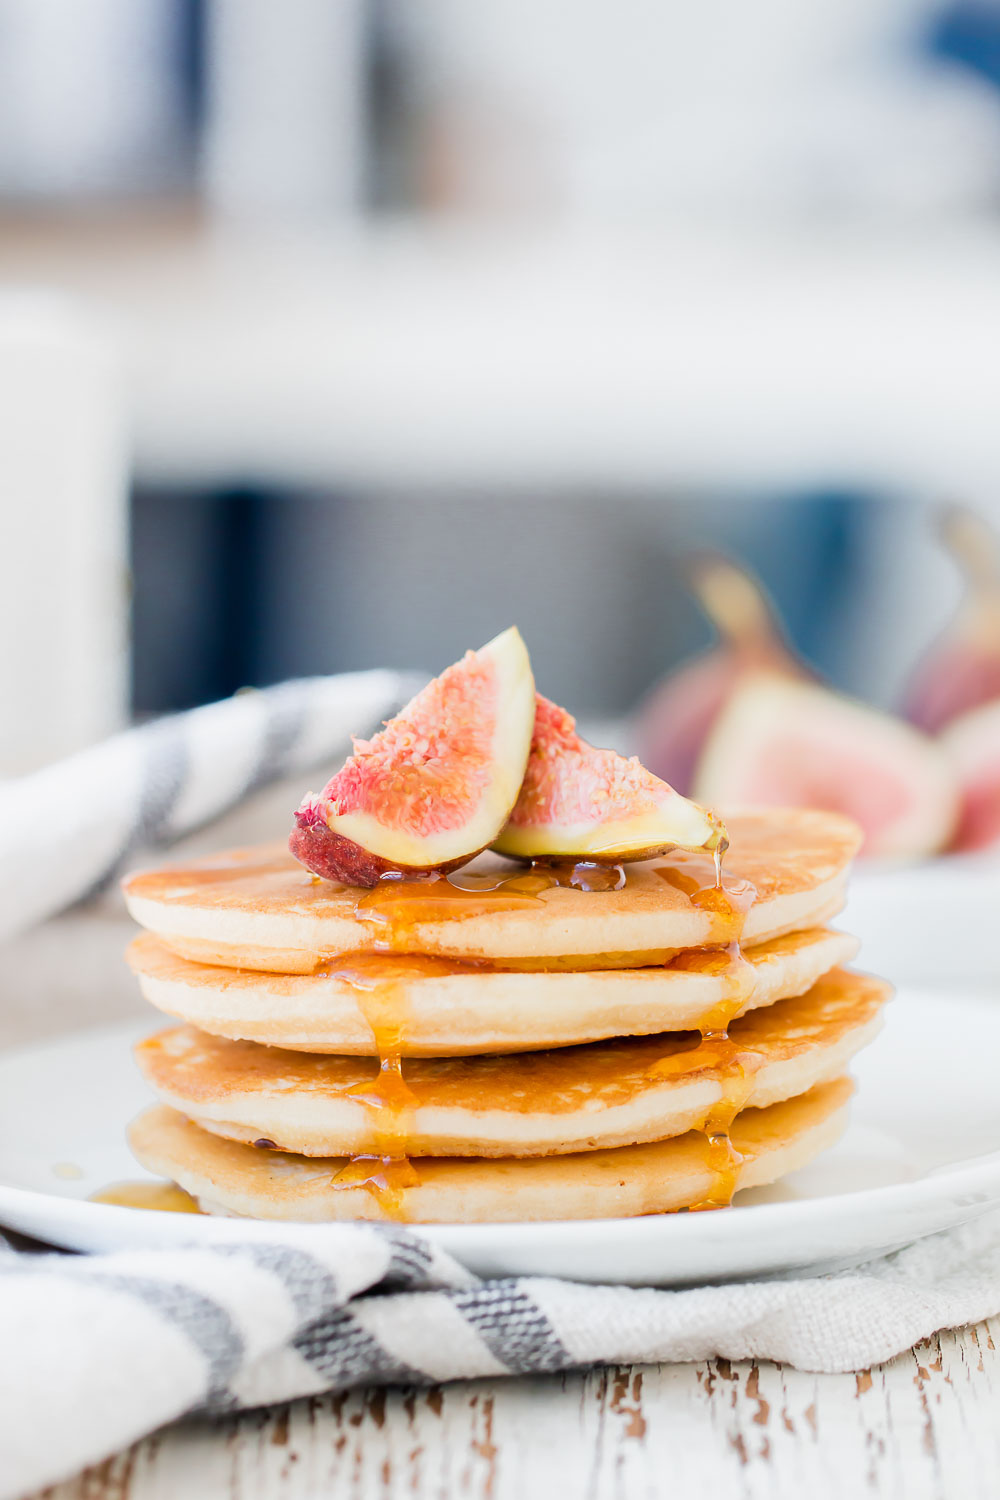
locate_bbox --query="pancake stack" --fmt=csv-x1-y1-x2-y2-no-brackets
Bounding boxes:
121,806,888,1223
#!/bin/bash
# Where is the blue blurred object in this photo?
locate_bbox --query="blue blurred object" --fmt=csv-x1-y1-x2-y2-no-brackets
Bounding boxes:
927,2,1000,93
129,486,882,720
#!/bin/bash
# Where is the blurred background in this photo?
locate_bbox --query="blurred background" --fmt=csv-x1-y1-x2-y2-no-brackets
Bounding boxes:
5,0,1000,771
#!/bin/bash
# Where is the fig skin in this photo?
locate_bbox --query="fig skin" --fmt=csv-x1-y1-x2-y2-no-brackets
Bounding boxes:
694,671,958,860
940,698,1000,851
288,626,536,887
636,652,745,797
495,834,723,867
493,694,725,865
636,557,802,793
290,810,396,887
290,801,487,887
908,647,1000,737
904,506,1000,734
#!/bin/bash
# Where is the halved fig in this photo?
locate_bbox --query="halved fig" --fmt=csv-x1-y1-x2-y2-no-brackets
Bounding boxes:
941,699,1000,850
291,627,535,885
904,506,1000,733
636,556,805,793
693,672,958,860
492,694,725,863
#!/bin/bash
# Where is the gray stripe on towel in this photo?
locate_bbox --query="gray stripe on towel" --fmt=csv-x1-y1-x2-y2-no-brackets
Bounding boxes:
26,1269,245,1397
450,1283,571,1374
240,682,311,798
293,1306,424,1388
83,717,190,894
209,1241,343,1322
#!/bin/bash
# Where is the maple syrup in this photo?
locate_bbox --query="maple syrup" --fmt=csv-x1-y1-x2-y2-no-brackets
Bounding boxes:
353,860,626,954
652,849,756,946
90,1181,201,1213
670,942,757,1036
331,1153,421,1203
335,860,624,1211
656,840,760,1210
330,961,422,1217
688,1050,760,1211
536,861,627,893
317,951,476,987
343,843,761,1211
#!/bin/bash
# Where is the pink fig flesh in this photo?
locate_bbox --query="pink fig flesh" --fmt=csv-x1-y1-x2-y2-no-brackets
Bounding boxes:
289,798,478,884
941,699,1000,851
494,693,724,863
693,672,958,860
290,626,535,886
904,506,1000,733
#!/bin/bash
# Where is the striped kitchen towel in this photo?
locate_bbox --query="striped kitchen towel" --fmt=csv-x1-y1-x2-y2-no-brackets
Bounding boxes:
0,670,425,942
5,1214,1000,1498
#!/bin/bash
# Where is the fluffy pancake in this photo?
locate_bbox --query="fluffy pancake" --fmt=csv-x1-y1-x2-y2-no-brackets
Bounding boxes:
127,1077,853,1223
127,925,858,1055
122,808,860,973
134,968,886,1157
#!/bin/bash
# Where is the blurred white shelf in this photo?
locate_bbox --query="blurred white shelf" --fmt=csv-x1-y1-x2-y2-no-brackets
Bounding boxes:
6,216,1000,492
0,293,127,772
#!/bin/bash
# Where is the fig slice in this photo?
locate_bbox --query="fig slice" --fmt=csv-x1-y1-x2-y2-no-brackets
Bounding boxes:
904,505,1000,733
290,626,535,886
940,700,1000,851
636,556,805,794
492,694,725,863
693,672,958,860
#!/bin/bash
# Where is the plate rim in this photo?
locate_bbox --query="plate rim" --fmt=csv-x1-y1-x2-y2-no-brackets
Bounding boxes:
3,999,1000,1269
5,1140,1000,1247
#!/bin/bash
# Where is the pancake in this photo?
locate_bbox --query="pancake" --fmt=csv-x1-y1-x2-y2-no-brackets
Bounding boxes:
127,1077,853,1223
134,968,887,1158
126,926,859,1055
121,808,861,973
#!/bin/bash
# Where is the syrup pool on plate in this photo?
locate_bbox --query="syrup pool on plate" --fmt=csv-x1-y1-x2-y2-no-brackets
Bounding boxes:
90,1181,202,1213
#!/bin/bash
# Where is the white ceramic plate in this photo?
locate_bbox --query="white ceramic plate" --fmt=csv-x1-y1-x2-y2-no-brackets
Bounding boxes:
844,853,1000,988
1,987,998,1287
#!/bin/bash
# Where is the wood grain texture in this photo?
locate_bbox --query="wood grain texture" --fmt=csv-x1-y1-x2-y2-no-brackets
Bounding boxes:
35,1319,1000,1500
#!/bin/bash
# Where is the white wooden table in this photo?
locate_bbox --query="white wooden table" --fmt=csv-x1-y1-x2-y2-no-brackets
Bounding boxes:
36,1325,1000,1500
8,906,1000,1500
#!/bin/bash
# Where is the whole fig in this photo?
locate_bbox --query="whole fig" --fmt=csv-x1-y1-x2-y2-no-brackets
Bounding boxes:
904,505,1000,734
635,557,802,793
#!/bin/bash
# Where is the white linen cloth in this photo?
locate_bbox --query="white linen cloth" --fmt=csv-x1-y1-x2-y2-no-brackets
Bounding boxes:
0,670,425,941
4,1214,1000,1499
3,680,1000,1496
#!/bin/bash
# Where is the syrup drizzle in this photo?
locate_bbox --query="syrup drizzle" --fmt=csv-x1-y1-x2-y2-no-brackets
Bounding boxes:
338,860,624,1215
332,969,421,1215
655,838,760,1210
353,860,626,955
343,844,760,1214
354,867,547,956
345,845,759,1214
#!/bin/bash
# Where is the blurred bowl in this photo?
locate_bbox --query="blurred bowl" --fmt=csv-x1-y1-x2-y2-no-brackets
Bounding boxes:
843,852,1000,989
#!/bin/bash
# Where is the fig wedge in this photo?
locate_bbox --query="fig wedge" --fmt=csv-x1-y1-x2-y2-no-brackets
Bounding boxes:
291,627,536,885
941,699,1000,851
694,672,958,860
904,505,1000,733
493,694,725,863
636,556,804,793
